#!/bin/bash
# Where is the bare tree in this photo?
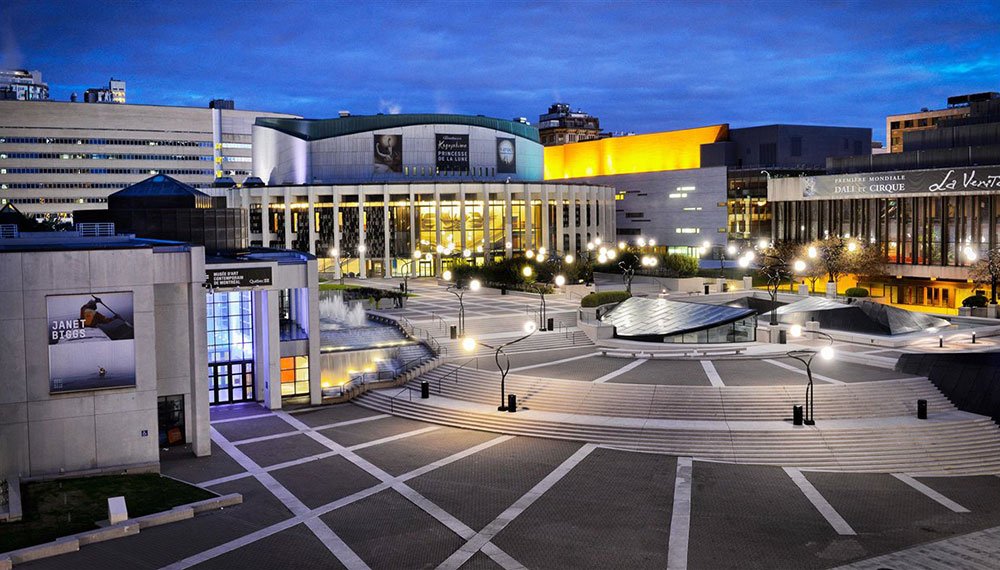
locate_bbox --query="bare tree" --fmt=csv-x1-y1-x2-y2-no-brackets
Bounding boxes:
757,242,799,325
969,248,1000,304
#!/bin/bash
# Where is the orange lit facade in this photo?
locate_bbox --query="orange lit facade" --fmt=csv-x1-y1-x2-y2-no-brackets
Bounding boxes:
543,124,728,179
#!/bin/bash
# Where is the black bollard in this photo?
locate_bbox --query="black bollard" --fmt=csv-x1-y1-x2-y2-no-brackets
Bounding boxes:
792,405,803,426
420,381,429,399
917,399,927,419
507,394,517,413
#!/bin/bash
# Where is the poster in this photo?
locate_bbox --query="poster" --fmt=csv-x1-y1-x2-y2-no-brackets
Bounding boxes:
435,134,469,172
47,292,136,393
801,165,1000,199
496,138,516,174
374,134,402,173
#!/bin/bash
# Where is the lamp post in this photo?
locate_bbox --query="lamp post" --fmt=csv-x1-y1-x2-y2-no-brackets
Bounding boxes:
462,321,537,411
786,325,834,425
445,277,480,337
398,250,422,294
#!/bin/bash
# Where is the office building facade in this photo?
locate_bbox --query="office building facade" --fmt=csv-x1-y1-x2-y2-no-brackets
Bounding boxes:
537,103,603,147
0,69,48,101
885,91,998,153
0,100,298,220
83,78,127,104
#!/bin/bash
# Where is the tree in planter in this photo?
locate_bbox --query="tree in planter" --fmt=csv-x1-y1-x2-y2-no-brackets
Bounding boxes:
851,242,889,296
757,241,800,325
968,247,1000,305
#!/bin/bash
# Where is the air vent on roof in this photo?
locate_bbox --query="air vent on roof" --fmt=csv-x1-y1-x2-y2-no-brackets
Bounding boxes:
338,110,350,117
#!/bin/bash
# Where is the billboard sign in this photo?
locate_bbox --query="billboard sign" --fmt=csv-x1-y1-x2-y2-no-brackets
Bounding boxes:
206,267,273,289
496,138,516,174
802,165,1000,199
374,134,402,173
47,292,136,393
436,134,470,172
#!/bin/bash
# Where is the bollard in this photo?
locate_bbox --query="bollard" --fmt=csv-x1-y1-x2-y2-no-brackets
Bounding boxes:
547,317,554,332
450,325,457,339
939,335,943,348
704,284,710,295
507,394,517,413
501,285,508,296
778,329,787,344
972,331,977,344
917,399,927,419
792,405,803,426
420,381,429,399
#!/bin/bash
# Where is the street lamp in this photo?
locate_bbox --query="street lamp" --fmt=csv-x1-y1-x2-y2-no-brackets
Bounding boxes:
463,321,537,411
397,250,422,294
786,324,835,426
447,277,479,337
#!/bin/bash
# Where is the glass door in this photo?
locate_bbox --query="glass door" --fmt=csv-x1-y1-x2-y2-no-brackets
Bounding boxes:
208,360,254,404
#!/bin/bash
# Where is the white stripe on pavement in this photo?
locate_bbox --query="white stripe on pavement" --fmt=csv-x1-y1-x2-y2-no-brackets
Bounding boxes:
893,474,970,513
593,359,648,383
509,351,599,372
784,467,856,535
700,361,725,387
765,359,844,385
437,444,598,570
667,457,694,570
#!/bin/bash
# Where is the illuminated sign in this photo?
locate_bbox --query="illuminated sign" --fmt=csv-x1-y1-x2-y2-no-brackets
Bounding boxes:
436,134,469,172
802,165,1000,198
207,267,273,289
47,292,136,393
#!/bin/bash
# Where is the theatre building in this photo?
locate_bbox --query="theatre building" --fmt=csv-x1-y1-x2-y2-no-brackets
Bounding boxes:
769,96,1000,310
1,175,320,479
241,114,615,276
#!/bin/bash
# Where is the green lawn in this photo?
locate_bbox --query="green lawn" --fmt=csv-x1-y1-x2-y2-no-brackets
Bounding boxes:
0,474,214,554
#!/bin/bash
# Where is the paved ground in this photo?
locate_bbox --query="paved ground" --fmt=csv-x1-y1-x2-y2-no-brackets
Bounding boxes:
18,401,1000,570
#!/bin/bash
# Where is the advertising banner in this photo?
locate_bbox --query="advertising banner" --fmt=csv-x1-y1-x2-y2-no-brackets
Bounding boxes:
436,134,470,172
374,134,402,173
496,138,516,174
206,267,273,289
47,292,136,393
802,165,1000,199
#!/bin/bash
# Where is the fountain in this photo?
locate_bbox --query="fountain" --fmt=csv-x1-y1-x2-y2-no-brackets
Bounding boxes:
319,293,367,328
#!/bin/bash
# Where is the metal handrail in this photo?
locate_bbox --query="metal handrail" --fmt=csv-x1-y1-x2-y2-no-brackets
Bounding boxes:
445,357,480,394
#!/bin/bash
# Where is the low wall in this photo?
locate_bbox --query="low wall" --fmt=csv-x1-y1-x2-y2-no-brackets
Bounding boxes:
896,352,1000,423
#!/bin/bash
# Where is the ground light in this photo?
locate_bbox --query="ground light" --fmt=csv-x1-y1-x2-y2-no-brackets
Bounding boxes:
463,321,537,411
787,324,835,426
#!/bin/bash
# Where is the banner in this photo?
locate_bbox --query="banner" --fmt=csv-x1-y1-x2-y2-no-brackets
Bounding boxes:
207,267,272,289
47,292,136,393
802,165,1000,199
496,138,516,174
374,134,402,173
436,134,469,172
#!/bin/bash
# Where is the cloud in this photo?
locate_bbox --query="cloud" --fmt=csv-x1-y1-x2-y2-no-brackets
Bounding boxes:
378,99,402,115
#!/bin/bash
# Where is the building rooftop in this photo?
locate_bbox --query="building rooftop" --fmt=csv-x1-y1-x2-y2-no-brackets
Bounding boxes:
0,230,191,253
207,247,316,265
255,114,541,143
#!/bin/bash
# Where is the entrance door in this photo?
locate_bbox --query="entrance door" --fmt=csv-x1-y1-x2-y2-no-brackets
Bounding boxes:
208,360,255,405
157,395,185,447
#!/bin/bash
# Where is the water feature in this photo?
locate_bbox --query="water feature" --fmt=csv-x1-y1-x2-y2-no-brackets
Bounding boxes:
319,294,367,328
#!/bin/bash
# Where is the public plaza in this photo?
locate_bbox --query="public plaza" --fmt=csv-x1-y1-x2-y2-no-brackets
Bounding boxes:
13,278,1000,570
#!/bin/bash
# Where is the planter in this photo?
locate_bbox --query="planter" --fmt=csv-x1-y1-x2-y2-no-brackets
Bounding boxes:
825,281,837,298
958,307,972,316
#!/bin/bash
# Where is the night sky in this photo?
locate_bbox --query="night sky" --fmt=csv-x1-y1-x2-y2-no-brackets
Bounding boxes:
4,0,998,143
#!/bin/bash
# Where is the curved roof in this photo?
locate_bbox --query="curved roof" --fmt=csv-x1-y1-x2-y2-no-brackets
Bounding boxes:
255,114,540,143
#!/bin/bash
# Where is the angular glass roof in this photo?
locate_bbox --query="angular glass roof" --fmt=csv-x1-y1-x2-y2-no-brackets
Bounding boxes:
600,297,755,339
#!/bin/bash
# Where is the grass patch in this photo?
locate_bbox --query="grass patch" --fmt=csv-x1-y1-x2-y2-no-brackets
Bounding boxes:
0,474,214,553
318,283,363,291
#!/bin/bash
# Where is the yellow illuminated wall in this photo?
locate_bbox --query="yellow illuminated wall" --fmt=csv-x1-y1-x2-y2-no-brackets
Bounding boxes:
543,124,728,179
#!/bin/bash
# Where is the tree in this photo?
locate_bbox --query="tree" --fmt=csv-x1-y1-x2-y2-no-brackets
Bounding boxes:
757,242,799,325
852,242,888,292
659,253,699,278
968,247,1000,304
810,236,850,285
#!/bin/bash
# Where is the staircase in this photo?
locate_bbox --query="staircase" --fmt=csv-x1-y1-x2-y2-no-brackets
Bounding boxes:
355,364,1000,475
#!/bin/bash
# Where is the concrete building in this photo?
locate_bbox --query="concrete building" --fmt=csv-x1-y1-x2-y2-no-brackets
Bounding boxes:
83,78,127,104
769,98,1000,310
0,100,299,221
886,91,998,153
0,69,48,101
0,175,322,480
537,103,603,147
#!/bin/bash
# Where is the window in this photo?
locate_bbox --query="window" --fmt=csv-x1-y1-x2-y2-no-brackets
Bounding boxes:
625,212,644,218
668,193,688,199
676,228,701,234
759,143,777,165
682,207,703,211
280,356,310,396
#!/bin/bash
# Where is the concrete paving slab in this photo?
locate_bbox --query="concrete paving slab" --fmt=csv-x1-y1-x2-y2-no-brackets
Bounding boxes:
320,489,465,570
205,477,296,528
291,403,385,428
236,433,333,468
607,359,713,386
916,476,1000,520
190,523,347,570
269,455,381,510
688,461,846,570
209,403,270,422
519,356,637,382
457,550,505,570
355,427,499,477
319,415,432,448
712,359,803,386
408,437,584,531
213,415,297,442
777,358,913,383
160,442,247,485
492,448,674,570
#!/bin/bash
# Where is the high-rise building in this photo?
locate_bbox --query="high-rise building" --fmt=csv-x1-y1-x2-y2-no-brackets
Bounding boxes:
0,99,298,220
83,77,127,104
537,103,602,146
885,91,998,153
0,69,49,101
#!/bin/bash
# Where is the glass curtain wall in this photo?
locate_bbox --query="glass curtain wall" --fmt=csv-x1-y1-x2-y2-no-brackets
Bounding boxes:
206,291,255,404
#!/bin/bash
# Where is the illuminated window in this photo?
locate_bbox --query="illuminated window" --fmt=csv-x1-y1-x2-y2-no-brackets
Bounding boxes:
668,193,688,199
677,186,695,191
675,228,701,234
682,207,702,211
280,355,310,396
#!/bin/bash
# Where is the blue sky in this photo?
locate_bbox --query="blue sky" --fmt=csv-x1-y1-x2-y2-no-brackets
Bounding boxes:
4,0,998,143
